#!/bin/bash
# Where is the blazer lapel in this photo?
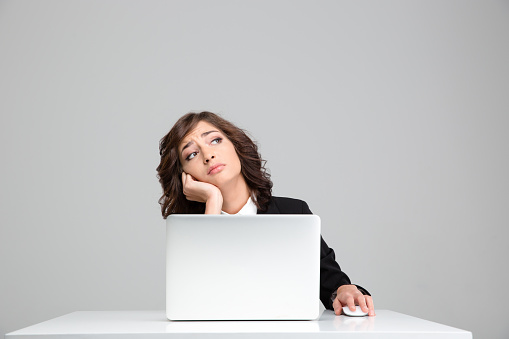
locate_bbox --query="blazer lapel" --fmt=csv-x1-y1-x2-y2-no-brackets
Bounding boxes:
257,197,280,214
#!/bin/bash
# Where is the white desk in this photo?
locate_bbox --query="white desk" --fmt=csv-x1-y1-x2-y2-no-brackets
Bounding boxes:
6,310,472,338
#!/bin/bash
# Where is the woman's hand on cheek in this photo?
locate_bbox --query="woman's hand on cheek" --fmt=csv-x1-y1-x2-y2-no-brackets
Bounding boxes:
182,172,223,214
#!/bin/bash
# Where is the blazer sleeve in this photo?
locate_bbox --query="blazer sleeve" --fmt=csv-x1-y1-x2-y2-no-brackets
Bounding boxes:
300,200,370,310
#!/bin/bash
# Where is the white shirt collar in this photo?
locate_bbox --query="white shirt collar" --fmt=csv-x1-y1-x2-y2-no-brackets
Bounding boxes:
221,197,257,215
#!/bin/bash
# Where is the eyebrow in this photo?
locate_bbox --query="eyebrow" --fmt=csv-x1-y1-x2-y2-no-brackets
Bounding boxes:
181,130,219,155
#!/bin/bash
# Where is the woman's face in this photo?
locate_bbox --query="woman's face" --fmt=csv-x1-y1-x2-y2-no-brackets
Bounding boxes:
178,121,242,188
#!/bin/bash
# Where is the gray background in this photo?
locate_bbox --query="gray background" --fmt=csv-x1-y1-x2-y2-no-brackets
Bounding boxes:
1,0,508,338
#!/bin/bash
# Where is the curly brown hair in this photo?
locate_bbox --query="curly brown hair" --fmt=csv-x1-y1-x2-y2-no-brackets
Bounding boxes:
157,111,273,218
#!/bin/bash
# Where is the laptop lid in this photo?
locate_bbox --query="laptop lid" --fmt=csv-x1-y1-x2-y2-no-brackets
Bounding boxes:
166,214,321,321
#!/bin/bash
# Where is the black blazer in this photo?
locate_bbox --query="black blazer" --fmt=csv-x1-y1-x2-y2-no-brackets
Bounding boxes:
257,196,369,309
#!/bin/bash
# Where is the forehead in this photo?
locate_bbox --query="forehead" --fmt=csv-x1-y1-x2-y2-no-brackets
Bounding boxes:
179,121,220,147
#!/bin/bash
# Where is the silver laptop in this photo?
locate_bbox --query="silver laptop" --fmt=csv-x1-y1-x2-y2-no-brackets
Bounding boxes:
166,214,321,321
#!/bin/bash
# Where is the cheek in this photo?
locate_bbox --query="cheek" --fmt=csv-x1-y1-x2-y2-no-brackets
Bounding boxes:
181,161,207,181
180,158,193,174
181,162,194,174
227,148,242,171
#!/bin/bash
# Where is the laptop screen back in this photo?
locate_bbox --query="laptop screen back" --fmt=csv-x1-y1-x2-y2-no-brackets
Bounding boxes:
166,214,321,320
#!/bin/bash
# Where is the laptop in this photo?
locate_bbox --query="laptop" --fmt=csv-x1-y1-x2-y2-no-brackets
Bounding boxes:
165,214,321,321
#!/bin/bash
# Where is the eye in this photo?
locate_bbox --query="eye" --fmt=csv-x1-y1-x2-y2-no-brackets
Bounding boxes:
185,151,198,161
211,137,222,145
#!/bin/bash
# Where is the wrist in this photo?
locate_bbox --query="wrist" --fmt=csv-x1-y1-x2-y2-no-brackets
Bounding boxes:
205,189,223,214
337,284,354,293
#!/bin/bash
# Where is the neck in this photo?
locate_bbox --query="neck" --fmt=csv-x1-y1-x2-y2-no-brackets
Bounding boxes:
220,175,250,214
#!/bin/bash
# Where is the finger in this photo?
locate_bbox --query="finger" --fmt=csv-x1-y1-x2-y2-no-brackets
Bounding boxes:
346,296,356,311
357,295,369,313
365,296,375,316
182,172,187,187
332,298,342,316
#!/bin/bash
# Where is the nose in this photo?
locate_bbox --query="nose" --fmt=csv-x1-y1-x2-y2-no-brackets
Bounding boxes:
204,155,215,163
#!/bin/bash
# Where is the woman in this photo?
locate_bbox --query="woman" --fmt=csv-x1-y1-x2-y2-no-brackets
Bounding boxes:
157,111,375,316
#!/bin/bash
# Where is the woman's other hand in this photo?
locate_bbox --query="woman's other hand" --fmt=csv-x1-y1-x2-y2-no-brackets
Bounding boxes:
332,284,375,316
182,172,223,214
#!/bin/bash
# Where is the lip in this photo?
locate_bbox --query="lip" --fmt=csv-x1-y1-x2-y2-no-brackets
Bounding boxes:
207,163,226,175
